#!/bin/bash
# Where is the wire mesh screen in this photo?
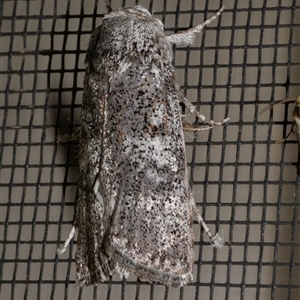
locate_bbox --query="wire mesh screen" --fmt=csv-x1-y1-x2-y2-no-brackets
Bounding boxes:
1,0,300,299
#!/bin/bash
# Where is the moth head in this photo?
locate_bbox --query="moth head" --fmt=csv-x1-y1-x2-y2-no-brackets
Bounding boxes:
104,5,164,32
123,5,152,17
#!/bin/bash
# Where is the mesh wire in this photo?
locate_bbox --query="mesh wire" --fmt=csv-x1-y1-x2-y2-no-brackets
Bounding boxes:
1,0,300,299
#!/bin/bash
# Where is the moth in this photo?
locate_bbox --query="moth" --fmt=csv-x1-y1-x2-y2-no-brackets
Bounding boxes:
260,96,300,175
58,4,229,287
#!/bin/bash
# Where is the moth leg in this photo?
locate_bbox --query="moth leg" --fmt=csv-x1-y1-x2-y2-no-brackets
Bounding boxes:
182,97,230,126
166,6,225,46
182,122,212,131
275,123,295,144
259,98,296,115
57,226,76,255
192,205,224,249
57,127,80,143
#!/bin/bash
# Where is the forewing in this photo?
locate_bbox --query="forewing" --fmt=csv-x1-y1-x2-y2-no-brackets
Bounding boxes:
94,63,195,286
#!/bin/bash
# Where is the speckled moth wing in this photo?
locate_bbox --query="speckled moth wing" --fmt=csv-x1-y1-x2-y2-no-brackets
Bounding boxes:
91,61,195,286
58,5,227,287
74,66,114,284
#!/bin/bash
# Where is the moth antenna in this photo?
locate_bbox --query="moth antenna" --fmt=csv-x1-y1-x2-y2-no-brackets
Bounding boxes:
105,0,112,13
260,98,295,115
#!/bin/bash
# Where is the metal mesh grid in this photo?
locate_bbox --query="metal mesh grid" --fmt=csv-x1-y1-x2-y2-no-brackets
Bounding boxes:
1,0,299,299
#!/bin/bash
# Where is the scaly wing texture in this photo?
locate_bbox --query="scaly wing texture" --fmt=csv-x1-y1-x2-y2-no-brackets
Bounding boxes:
101,63,194,286
75,72,113,285
75,6,195,287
